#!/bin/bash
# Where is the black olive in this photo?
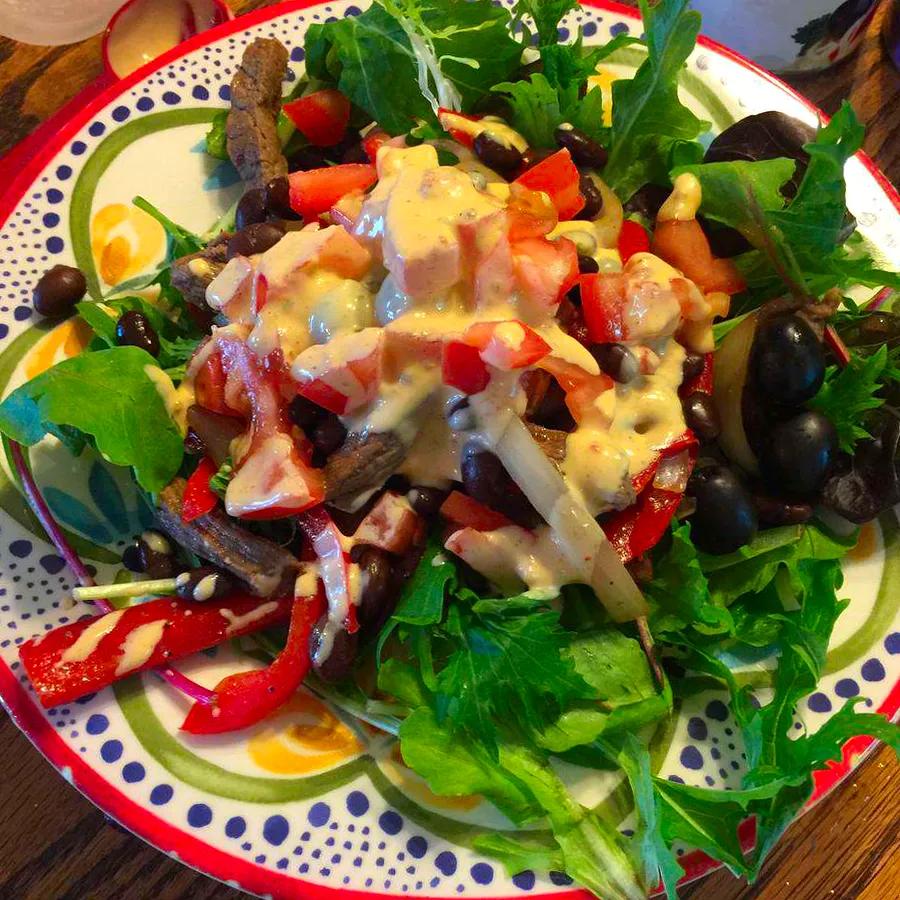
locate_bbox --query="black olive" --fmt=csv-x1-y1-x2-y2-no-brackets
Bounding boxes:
528,376,576,432
226,222,285,258
264,176,300,220
175,566,234,602
751,314,825,406
115,310,160,357
286,146,329,171
682,352,706,383
311,415,347,458
686,465,758,554
682,392,720,443
623,184,669,221
310,616,358,683
235,187,268,230
33,264,86,318
340,141,369,165
354,546,396,632
590,343,638,383
554,125,608,169
289,394,324,429
473,132,523,174
578,254,599,274
121,543,144,573
461,445,542,528
325,130,363,161
136,530,176,578
574,173,603,220
752,493,814,527
759,411,837,496
408,486,447,518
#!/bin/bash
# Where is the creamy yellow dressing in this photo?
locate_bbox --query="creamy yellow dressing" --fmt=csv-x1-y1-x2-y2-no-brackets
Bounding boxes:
144,364,192,434
115,619,167,676
59,609,125,666
226,434,304,517
220,601,279,635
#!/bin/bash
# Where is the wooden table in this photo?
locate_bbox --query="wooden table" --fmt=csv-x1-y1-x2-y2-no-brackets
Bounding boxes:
0,2,898,898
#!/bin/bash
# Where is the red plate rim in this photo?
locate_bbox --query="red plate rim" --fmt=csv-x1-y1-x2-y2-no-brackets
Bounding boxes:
0,1,897,897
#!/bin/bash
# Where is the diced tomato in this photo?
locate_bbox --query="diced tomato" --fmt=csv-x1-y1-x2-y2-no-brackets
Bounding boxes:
513,236,579,310
580,272,629,343
506,184,559,241
353,492,420,554
651,219,746,295
182,457,219,523
437,108,482,147
296,378,350,415
289,165,377,221
539,356,615,423
514,149,584,220
617,219,650,262
282,89,351,148
440,491,513,532
362,129,390,163
463,320,550,371
442,341,490,394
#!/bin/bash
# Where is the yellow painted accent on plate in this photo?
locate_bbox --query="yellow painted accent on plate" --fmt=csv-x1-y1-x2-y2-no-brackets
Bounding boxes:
381,744,481,812
90,202,165,287
247,693,363,775
24,318,93,379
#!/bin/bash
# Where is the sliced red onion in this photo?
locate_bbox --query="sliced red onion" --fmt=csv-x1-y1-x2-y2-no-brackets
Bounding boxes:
10,441,213,704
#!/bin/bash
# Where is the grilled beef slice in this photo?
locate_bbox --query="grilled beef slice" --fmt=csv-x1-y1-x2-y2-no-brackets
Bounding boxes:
170,232,230,307
156,478,299,597
226,37,289,191
324,432,408,504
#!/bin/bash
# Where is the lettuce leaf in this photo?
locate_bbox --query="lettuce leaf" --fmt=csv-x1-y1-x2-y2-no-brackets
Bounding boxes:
0,347,184,493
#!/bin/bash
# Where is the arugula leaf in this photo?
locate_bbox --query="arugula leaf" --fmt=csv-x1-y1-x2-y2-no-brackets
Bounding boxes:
204,109,229,160
603,0,707,200
305,0,521,135
0,347,183,493
809,345,892,453
512,0,578,45
209,457,233,498
435,596,591,755
473,832,564,878
132,196,204,260
646,522,732,637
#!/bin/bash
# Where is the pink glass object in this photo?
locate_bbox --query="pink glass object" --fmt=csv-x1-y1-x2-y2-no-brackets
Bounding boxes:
103,0,231,79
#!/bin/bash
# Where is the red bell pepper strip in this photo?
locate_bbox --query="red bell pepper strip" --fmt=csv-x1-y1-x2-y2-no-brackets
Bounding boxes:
440,491,514,532
300,507,358,634
181,457,219,523
580,272,628,344
180,589,326,734
617,219,650,262
288,164,377,221
19,593,292,708
282,89,350,148
437,108,482,147
442,340,491,394
514,149,585,220
362,129,390,163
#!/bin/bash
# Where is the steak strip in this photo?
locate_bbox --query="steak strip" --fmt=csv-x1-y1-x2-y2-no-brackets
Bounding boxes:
170,232,230,308
324,432,408,505
227,37,289,191
156,478,300,597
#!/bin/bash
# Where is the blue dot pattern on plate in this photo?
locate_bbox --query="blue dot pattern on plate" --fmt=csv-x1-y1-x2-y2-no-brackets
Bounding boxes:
0,2,895,896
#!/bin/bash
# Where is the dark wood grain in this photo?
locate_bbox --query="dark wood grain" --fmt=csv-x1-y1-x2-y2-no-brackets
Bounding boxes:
0,2,898,898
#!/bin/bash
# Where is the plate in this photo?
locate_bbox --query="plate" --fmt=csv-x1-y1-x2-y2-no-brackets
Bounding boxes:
0,1,897,897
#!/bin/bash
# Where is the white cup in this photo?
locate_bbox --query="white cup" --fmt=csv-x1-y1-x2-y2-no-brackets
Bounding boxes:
692,0,883,72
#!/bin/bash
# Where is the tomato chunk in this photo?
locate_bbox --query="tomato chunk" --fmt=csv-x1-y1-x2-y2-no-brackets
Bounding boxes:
437,108,482,147
440,491,514,532
513,235,579,310
579,272,629,343
442,341,490,394
651,219,746,295
288,165,377,221
283,89,351,147
617,219,650,262
514,149,584,220
463,320,550,371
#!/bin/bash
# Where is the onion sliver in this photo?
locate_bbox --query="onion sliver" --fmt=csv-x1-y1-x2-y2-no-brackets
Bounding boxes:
653,450,691,493
470,393,646,622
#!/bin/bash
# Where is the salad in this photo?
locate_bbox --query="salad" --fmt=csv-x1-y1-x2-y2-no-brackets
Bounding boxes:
1,0,898,896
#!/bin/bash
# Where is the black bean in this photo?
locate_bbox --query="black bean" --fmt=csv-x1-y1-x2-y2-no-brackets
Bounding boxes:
753,494,813,527
554,125,608,169
137,531,176,578
578,254,599,274
310,615,358,683
556,296,589,344
33,264,86,318
355,546,396,632
311,415,347,458
235,187,268,230
115,310,160,357
590,343,639,383
340,141,368,165
682,391,720,442
121,543,144,573
575,173,603,220
326,130,363,161
528,376,575,432
227,222,285,258
461,445,542,528
473,132,523,174
175,566,234,602
519,147,553,171
289,395,324,429
286,146,329,171
682,352,706,383
264,176,300,220
408,486,447,518
183,427,207,456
